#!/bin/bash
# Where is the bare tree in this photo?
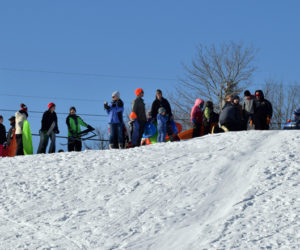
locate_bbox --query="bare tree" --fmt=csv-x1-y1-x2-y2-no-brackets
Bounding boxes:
84,127,109,150
263,79,300,129
169,41,257,128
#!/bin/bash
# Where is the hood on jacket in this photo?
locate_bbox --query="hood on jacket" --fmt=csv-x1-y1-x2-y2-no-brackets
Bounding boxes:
194,98,204,107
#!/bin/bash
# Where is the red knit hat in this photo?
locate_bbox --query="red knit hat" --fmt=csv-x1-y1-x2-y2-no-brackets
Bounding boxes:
135,88,144,96
20,103,28,112
48,102,55,109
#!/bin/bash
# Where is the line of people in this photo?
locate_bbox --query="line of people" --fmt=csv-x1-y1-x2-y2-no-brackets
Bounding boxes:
191,89,274,137
105,88,176,149
0,103,94,156
1,88,299,157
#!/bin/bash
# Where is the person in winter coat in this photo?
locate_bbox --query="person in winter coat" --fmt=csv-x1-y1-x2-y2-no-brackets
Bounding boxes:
37,102,60,154
150,89,175,140
0,115,7,157
219,96,242,131
66,106,93,152
253,90,273,130
233,95,244,130
129,88,147,146
191,98,204,138
242,90,256,130
104,91,125,149
15,104,28,155
6,116,15,147
157,107,169,142
203,101,219,135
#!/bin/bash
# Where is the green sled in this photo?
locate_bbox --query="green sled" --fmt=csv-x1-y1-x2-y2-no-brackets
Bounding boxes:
22,120,33,155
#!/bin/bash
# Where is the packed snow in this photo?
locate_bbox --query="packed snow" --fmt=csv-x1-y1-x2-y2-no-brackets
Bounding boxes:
0,130,299,249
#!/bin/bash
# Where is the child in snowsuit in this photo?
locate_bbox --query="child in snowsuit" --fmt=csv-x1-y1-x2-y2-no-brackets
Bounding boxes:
191,98,204,138
203,101,219,135
157,107,168,142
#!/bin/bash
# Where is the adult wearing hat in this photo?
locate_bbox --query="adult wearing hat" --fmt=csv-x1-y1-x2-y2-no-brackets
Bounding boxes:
37,102,59,154
66,106,93,152
253,90,273,130
15,103,28,155
129,88,147,146
6,116,16,146
104,91,125,149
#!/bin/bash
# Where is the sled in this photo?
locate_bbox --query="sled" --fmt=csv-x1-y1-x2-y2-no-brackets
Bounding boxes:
7,132,17,157
22,120,33,155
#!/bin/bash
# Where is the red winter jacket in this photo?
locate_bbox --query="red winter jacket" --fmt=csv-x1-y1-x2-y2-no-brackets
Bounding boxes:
191,99,204,124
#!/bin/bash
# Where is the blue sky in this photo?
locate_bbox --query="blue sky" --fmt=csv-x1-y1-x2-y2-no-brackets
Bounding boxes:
1,1,300,150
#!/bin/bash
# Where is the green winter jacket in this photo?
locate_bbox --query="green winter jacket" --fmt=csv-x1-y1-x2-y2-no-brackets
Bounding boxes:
66,114,88,137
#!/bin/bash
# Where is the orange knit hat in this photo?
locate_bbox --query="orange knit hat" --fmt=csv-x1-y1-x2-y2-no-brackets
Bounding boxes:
135,88,144,96
129,112,137,120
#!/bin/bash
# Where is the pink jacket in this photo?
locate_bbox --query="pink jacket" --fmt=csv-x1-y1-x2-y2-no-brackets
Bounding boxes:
191,98,204,124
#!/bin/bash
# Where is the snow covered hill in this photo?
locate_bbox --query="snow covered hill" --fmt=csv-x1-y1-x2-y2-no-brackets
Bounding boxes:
0,130,299,249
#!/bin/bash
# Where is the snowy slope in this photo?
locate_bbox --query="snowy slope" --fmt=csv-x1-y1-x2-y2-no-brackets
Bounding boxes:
0,131,299,249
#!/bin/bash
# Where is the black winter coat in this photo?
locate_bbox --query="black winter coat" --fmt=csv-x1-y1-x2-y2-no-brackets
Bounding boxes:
0,124,7,144
40,110,59,133
253,99,273,129
151,97,172,121
219,102,242,130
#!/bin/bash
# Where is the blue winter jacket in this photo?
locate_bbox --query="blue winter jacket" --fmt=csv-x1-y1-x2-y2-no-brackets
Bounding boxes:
157,114,168,131
106,100,124,124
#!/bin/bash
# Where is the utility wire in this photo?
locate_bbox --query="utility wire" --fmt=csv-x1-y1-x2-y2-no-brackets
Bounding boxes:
0,108,107,117
0,67,177,81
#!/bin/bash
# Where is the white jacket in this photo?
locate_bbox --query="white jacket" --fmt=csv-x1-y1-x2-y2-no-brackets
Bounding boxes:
15,111,27,135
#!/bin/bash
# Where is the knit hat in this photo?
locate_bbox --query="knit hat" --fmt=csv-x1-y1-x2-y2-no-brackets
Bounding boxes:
158,107,166,114
112,91,120,99
20,103,28,112
129,112,137,120
156,89,162,94
48,102,55,109
8,116,15,121
244,90,251,96
70,106,76,112
135,88,144,96
233,95,240,100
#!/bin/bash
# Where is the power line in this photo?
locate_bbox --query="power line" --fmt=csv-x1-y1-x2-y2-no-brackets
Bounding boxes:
0,67,177,82
0,108,107,117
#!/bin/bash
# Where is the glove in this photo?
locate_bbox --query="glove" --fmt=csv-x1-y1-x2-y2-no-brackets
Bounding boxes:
192,118,196,124
104,102,110,110
55,129,60,134
3,142,8,149
266,117,271,125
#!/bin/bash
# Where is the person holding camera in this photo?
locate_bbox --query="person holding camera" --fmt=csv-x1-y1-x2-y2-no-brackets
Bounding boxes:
104,91,125,149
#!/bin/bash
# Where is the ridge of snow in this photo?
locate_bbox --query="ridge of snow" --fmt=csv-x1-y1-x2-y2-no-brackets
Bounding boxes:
0,130,299,249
